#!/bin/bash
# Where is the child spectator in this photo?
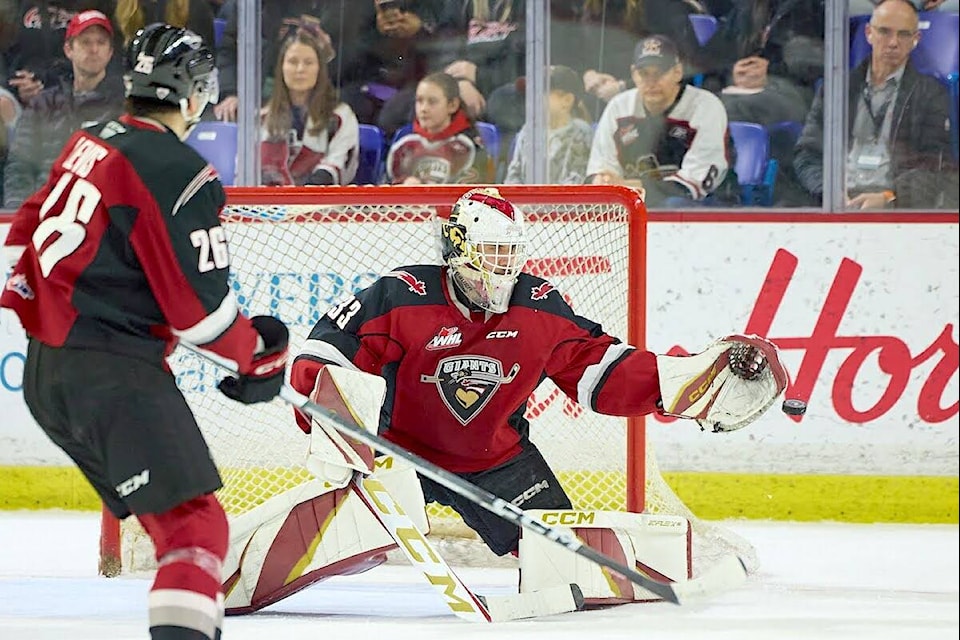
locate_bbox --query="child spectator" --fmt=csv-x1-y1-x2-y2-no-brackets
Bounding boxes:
114,0,214,47
504,65,593,184
385,71,493,185
4,9,122,208
260,22,359,186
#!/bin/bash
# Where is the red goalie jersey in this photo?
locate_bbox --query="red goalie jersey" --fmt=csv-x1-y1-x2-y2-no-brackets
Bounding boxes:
290,265,662,473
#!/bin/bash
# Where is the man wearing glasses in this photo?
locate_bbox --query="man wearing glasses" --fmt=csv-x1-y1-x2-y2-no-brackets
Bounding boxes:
794,0,956,209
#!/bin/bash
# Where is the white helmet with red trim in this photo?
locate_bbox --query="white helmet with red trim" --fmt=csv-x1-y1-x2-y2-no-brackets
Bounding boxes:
440,187,527,313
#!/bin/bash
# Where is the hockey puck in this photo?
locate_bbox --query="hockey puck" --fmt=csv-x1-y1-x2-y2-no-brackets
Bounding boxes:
781,399,807,416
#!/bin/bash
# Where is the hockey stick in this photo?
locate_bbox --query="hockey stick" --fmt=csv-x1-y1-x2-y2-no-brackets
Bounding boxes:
281,383,749,606
184,343,742,605
354,475,583,622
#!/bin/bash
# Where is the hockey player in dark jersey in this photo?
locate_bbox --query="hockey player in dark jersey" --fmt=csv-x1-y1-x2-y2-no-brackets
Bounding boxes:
1,23,289,640
207,186,788,614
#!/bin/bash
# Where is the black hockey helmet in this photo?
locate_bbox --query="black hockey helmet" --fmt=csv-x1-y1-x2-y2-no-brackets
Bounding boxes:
123,23,218,108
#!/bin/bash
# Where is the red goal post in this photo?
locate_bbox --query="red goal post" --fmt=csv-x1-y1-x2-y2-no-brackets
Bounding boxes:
100,185,753,577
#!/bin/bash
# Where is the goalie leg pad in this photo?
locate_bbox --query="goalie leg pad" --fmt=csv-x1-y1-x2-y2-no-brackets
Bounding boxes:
138,493,227,640
221,479,397,615
222,461,428,615
518,511,690,606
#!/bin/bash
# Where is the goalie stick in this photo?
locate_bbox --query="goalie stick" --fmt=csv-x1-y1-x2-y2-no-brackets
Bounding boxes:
355,475,583,622
183,344,747,606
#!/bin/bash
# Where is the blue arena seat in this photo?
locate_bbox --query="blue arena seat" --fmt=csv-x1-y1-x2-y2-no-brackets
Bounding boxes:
185,121,237,186
354,124,386,185
213,18,226,47
728,121,776,206
475,121,501,161
689,14,719,46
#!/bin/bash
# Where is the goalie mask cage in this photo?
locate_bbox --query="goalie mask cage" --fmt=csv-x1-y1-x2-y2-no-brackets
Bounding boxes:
99,185,756,579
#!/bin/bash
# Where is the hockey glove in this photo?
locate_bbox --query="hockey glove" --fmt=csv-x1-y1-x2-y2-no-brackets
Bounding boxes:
218,315,289,404
656,334,788,432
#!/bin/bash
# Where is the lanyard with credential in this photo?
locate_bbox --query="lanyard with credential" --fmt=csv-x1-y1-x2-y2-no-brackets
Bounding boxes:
863,83,894,141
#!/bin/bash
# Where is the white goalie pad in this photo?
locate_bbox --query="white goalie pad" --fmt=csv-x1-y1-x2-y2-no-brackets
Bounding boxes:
657,334,788,432
221,456,428,615
305,366,387,486
518,511,690,604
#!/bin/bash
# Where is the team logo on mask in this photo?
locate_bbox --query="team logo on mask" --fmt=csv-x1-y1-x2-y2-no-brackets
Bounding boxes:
420,356,520,425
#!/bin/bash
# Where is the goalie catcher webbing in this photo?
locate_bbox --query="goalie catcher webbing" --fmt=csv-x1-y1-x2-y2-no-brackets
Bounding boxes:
657,334,788,432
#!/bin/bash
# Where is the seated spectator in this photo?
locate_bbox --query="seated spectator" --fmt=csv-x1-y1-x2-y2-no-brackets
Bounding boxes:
384,71,493,184
586,34,737,208
435,0,525,167
4,9,122,209
4,1,118,106
370,0,449,140
793,0,957,209
700,0,825,99
504,65,593,184
114,0,215,47
260,22,359,186
551,0,716,119
213,1,378,123
718,54,812,206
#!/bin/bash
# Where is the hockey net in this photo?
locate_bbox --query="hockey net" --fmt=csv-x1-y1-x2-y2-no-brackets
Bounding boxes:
100,185,756,578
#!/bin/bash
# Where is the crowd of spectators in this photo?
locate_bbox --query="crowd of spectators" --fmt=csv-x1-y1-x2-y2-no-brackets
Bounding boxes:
0,0,956,210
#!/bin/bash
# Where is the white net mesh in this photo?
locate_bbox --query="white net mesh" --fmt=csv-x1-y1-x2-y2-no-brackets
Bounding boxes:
113,187,755,578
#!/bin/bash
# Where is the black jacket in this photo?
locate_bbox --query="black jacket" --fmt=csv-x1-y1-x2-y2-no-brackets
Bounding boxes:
793,60,957,208
4,71,124,208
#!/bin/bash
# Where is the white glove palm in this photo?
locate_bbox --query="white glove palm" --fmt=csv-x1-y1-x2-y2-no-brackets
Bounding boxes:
657,334,788,432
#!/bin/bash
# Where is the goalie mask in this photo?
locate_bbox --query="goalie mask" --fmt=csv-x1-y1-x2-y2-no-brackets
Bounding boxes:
441,188,527,314
123,23,219,138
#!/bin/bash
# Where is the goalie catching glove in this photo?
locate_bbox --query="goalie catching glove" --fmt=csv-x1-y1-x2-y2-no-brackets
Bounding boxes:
656,334,788,432
218,315,289,404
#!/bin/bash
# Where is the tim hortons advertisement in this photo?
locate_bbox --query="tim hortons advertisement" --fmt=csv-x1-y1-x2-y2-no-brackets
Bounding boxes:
1,218,957,476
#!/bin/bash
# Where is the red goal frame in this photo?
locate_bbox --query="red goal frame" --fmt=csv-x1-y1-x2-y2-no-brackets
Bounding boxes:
98,184,649,575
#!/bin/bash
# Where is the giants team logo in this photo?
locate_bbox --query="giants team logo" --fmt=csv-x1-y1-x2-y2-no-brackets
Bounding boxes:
420,356,520,425
387,270,427,295
426,326,463,351
531,282,555,301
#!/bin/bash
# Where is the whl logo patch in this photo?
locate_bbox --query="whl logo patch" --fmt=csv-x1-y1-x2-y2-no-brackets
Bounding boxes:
426,326,462,351
420,356,520,425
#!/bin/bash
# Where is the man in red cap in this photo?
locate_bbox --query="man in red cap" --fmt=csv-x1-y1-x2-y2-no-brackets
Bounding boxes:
4,9,124,209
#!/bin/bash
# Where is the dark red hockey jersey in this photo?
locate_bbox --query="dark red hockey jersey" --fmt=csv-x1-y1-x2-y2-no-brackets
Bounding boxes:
1,115,265,373
290,265,662,473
